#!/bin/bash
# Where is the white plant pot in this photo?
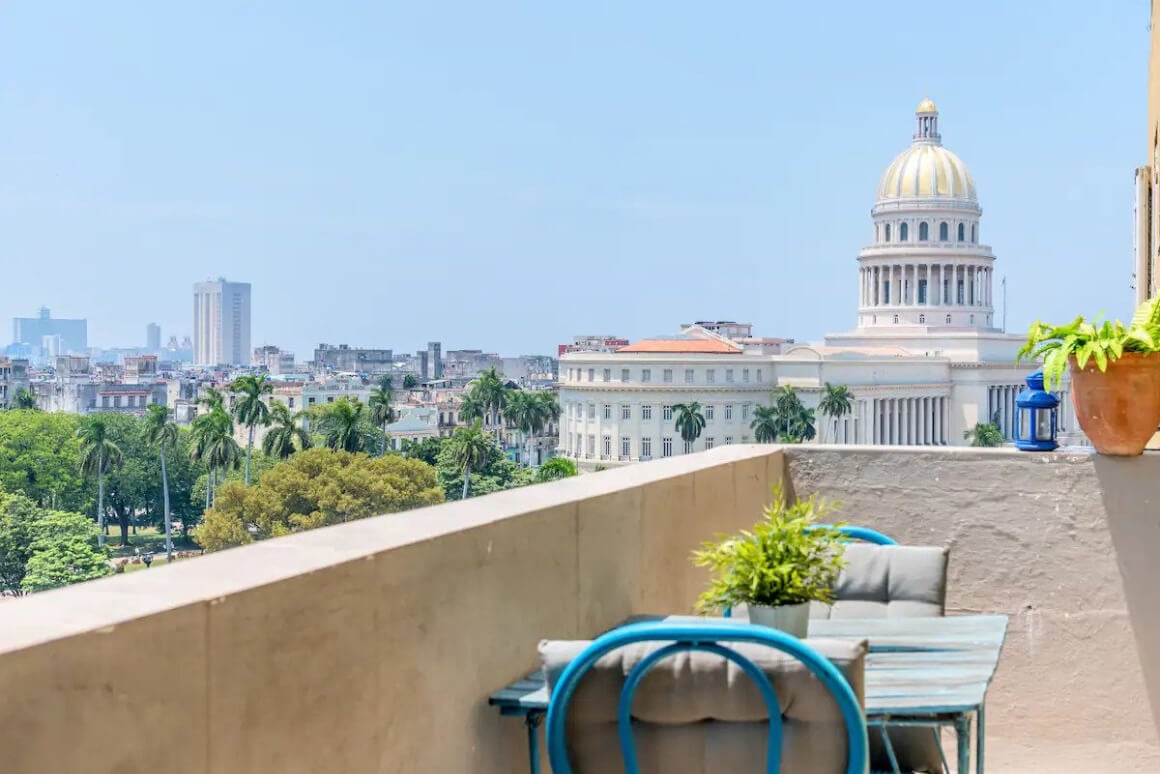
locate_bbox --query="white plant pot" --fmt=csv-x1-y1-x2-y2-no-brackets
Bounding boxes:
746,602,810,638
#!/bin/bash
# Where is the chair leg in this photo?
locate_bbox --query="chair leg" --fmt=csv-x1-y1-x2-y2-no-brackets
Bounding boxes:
878,725,902,774
954,714,971,774
933,726,950,774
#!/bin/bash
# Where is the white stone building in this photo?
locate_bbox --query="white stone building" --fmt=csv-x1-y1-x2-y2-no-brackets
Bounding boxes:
558,98,1077,467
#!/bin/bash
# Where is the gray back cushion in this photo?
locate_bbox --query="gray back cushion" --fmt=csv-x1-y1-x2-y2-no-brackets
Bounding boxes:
810,544,949,621
539,637,866,774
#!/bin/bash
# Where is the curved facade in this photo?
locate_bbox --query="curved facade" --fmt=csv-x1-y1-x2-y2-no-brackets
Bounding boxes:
858,100,996,331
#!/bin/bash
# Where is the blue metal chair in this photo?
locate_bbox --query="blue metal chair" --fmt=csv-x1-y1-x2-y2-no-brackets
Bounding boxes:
545,620,870,774
811,524,898,546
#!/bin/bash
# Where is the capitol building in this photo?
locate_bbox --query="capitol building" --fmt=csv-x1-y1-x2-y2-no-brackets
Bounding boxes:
558,98,1079,465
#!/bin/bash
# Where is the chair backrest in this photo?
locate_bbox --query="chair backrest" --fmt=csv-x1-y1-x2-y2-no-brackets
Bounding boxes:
812,542,949,620
542,621,869,774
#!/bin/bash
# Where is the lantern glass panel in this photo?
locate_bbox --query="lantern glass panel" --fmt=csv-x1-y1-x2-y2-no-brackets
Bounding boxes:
1018,410,1028,440
1036,409,1053,440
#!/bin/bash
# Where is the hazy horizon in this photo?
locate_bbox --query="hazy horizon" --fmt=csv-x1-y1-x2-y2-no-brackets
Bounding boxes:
0,2,1146,358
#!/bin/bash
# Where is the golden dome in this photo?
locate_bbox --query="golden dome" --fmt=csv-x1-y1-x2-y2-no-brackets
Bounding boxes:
876,143,976,201
916,96,938,113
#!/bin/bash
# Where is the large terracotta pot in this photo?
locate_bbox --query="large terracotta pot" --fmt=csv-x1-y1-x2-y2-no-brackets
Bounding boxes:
1070,352,1160,456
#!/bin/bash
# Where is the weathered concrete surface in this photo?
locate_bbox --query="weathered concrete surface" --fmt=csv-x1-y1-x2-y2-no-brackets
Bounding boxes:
785,446,1160,773
0,444,1156,772
0,445,783,774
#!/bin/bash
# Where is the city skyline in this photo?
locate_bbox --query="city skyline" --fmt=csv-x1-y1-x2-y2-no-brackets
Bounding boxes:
0,2,1146,357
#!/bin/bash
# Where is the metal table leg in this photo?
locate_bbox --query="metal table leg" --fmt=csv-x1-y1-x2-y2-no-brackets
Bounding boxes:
954,714,972,774
526,711,544,774
976,704,985,774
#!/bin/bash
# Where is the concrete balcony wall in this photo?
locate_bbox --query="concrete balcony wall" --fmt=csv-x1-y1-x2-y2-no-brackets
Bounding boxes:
0,445,1158,772
0,445,781,774
784,446,1160,771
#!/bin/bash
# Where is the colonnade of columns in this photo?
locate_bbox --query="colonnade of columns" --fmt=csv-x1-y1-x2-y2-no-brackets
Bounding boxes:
859,263,992,308
867,396,949,446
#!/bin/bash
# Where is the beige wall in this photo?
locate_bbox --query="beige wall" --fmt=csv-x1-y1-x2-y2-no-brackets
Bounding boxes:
785,446,1160,770
1,445,1159,772
0,445,782,774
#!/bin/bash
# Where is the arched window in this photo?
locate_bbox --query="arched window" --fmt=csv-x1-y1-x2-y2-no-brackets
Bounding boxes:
893,314,899,324
900,222,909,241
971,224,977,243
939,222,949,241
945,314,952,324
918,314,926,324
884,223,892,242
919,222,929,241
957,223,965,242
970,314,975,325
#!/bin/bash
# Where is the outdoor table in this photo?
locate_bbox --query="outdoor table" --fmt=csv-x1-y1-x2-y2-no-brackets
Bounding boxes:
488,613,1008,774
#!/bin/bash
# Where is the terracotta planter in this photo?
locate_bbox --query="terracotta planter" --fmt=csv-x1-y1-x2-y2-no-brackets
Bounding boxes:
1070,352,1160,456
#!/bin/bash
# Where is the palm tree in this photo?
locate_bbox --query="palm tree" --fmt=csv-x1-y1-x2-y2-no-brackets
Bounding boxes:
198,386,225,413
536,457,577,482
190,407,239,507
471,367,509,432
402,373,418,389
965,412,1005,447
818,383,855,443
367,386,394,455
750,405,780,443
229,374,273,484
318,397,376,453
142,404,179,561
784,407,817,443
672,402,707,449
774,386,804,438
77,416,125,548
505,390,548,467
458,391,484,425
533,391,560,466
262,401,312,459
449,420,494,499
11,388,37,410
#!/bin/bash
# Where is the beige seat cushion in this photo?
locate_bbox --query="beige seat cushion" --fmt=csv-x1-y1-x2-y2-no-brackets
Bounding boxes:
539,636,866,774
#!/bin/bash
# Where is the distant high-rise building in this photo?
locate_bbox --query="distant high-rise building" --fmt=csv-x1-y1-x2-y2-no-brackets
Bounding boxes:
146,323,161,351
312,344,393,374
427,341,443,379
416,350,430,380
193,279,251,366
12,307,87,355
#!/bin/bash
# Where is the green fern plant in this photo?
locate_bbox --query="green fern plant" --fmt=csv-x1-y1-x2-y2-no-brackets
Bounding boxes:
1018,296,1160,391
692,485,847,613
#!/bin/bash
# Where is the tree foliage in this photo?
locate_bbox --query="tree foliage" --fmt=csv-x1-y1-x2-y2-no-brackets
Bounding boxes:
194,448,445,551
0,492,110,595
536,457,577,482
0,410,89,511
964,413,1006,447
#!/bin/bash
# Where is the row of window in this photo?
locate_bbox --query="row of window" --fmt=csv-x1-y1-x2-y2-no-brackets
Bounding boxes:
100,394,152,408
872,313,983,325
876,278,975,306
567,433,748,459
565,366,764,384
567,403,750,422
880,221,977,244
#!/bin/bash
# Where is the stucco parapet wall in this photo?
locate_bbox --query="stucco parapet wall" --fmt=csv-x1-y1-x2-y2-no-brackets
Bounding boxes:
0,443,781,657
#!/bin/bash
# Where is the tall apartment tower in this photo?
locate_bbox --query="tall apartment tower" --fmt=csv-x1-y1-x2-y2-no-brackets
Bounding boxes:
427,341,443,379
193,279,252,366
416,350,429,381
146,322,161,351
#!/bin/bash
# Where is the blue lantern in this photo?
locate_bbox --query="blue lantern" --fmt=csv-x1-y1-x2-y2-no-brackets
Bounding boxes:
1015,370,1059,452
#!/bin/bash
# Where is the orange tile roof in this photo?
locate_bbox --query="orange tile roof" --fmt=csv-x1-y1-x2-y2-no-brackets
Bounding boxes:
616,337,741,354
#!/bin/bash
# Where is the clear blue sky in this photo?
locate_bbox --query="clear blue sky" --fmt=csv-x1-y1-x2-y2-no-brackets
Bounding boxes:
0,2,1148,356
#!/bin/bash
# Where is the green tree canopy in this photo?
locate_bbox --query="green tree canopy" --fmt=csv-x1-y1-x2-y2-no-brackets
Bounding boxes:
0,492,110,595
194,447,444,551
262,401,312,460
317,397,377,453
0,410,88,511
672,402,707,445
536,457,577,483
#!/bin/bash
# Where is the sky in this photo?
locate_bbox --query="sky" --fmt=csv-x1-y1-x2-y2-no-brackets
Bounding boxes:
0,2,1149,357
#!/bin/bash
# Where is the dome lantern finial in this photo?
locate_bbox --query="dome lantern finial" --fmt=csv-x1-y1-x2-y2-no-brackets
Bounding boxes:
914,96,940,145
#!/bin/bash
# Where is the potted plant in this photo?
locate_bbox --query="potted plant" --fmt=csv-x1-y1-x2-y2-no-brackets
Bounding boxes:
1019,295,1160,456
691,486,847,638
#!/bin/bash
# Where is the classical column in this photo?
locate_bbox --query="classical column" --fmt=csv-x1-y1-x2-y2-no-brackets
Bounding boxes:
872,399,879,444
919,397,926,445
